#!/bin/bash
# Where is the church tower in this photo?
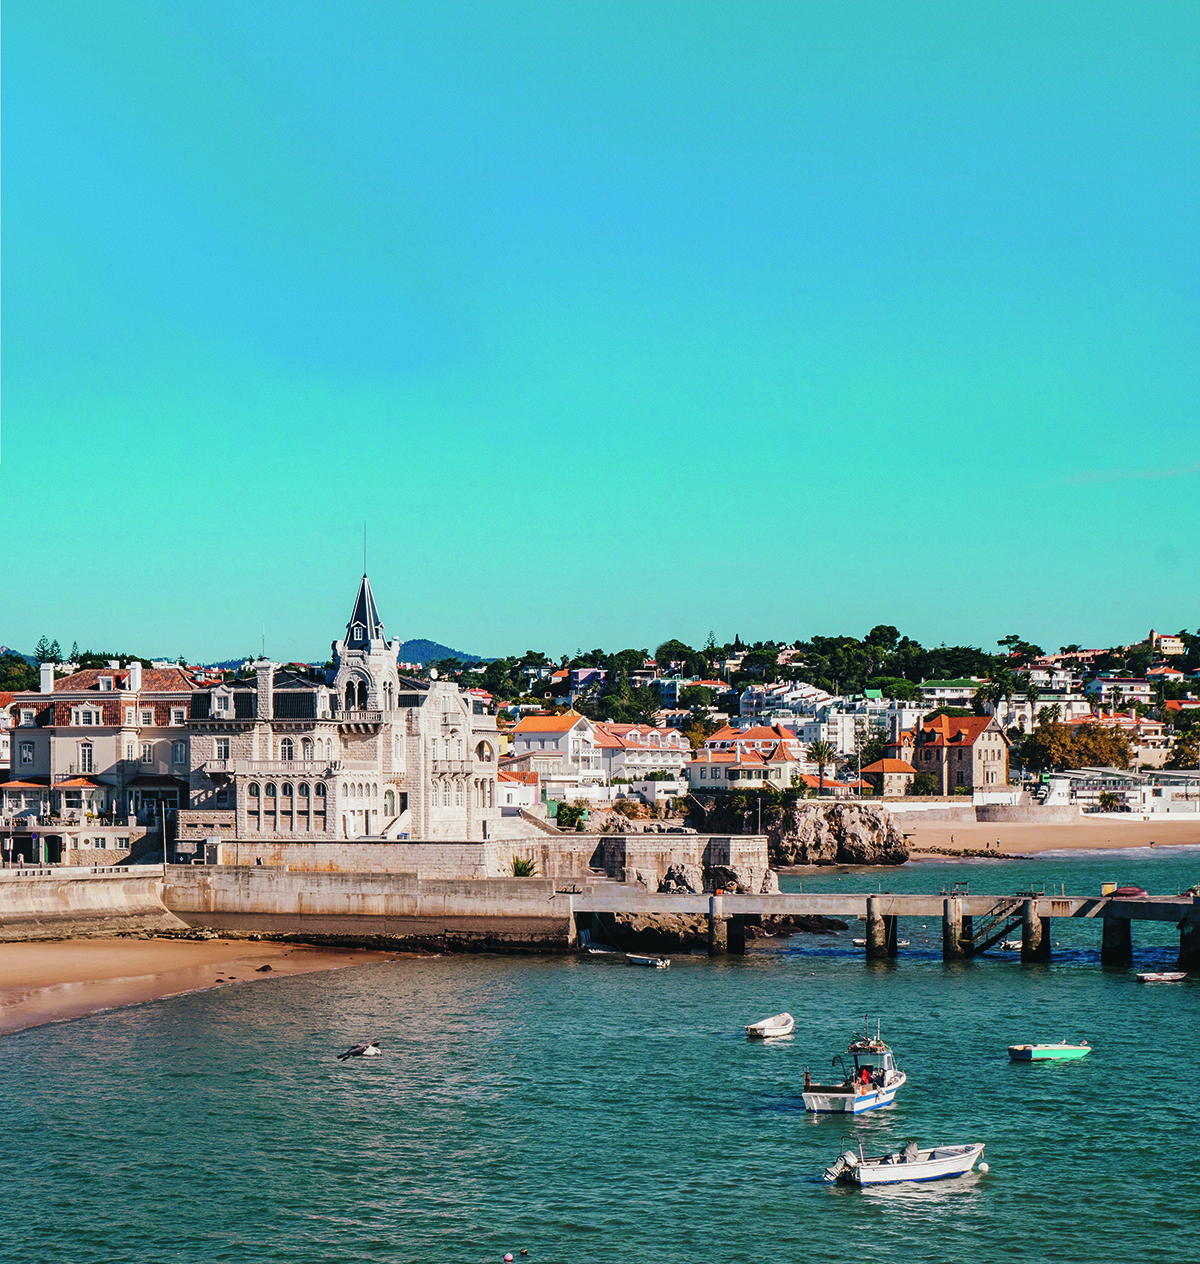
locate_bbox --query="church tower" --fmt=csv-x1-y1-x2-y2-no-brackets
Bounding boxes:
331,574,400,713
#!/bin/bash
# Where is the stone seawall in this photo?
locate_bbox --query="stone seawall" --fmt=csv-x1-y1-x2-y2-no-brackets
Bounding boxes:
0,868,186,941
163,866,574,950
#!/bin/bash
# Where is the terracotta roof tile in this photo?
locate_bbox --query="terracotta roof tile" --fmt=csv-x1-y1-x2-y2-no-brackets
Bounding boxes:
512,711,586,733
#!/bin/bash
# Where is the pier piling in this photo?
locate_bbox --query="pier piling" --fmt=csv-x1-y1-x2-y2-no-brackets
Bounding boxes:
883,914,898,957
1100,915,1132,966
942,898,965,961
866,897,889,959
708,894,727,956
1179,920,1200,971
1021,900,1051,962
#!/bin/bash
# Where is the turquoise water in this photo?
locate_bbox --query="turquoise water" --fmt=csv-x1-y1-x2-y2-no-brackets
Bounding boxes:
6,848,1200,1264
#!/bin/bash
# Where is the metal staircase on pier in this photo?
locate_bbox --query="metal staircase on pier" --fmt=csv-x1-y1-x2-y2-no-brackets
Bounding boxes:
965,898,1025,955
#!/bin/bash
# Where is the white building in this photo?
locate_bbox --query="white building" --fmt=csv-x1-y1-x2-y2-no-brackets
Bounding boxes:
593,723,689,780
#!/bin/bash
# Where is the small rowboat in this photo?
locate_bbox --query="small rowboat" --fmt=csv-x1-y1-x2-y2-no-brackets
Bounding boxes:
626,953,669,969
1008,1041,1090,1061
1137,971,1186,983
824,1141,985,1186
746,1012,795,1039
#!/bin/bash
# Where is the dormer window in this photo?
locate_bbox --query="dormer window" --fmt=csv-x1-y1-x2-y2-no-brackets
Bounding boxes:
99,677,113,691
215,694,231,712
352,623,365,643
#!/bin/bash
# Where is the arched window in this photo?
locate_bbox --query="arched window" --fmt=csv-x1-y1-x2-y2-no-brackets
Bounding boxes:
281,782,293,797
357,681,368,709
475,741,493,762
325,739,333,761
301,738,313,760
384,789,395,815
345,682,355,711
455,781,463,807
341,782,348,795
265,783,277,798
298,783,310,797
248,783,260,798
280,738,294,762
442,781,451,807
316,784,326,798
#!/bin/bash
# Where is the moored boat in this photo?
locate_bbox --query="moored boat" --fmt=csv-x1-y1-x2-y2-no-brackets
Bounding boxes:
626,953,670,969
1008,1041,1090,1061
1137,971,1186,983
824,1140,985,1186
802,1019,906,1113
746,1012,795,1039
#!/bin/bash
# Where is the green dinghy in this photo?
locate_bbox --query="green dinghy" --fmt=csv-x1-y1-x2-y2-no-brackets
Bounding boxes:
1008,1041,1091,1062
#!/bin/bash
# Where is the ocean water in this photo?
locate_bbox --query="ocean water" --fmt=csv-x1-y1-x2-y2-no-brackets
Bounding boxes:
6,849,1200,1264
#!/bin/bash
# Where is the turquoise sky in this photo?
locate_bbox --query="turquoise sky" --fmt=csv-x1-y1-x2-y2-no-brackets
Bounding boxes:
4,2,1197,662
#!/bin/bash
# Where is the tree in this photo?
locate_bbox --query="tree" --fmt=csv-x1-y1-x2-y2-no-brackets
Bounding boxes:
1097,791,1122,813
857,725,889,769
654,639,693,665
34,636,52,662
806,740,836,796
678,685,714,710
69,641,80,661
1166,729,1199,770
48,640,62,663
909,772,940,796
0,654,38,691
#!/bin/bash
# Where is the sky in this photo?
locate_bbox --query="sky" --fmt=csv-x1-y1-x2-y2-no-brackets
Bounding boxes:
3,2,1197,663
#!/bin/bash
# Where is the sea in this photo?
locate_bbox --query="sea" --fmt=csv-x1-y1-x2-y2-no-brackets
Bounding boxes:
6,847,1200,1264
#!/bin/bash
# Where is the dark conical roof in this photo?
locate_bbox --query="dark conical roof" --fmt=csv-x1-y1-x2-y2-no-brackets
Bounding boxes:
346,574,385,643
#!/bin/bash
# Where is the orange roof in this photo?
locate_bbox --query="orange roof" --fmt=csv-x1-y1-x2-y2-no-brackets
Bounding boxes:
919,715,998,747
861,758,917,774
1,780,47,790
498,769,539,785
512,711,585,733
55,777,104,788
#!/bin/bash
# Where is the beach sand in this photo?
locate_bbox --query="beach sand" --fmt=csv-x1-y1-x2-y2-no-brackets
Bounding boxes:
905,817,1200,857
0,938,393,1035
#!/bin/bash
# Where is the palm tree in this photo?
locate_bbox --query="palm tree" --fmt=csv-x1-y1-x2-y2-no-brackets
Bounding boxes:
807,740,836,796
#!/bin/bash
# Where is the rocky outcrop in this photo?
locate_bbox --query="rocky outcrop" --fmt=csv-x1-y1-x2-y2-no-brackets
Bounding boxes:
658,862,704,894
768,802,909,867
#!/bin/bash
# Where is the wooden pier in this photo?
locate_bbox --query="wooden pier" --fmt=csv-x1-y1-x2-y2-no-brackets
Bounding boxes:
570,887,1200,967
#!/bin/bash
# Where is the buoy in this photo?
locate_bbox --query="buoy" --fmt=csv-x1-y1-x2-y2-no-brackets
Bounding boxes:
978,1161,989,1173
505,1255,514,1262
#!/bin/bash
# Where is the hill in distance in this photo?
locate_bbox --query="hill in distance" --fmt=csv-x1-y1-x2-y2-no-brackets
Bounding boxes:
396,638,482,664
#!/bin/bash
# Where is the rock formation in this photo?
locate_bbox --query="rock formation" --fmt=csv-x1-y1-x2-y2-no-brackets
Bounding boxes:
768,802,909,867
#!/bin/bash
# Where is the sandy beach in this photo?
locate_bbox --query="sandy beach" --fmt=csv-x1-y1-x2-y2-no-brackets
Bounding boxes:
0,938,394,1036
905,817,1200,858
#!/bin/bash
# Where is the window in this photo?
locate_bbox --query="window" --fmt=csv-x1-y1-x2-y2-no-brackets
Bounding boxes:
301,738,313,760
20,710,35,726
126,743,135,760
265,783,276,798
19,741,34,765
141,710,154,726
79,743,94,773
80,709,97,726
281,783,293,798
126,707,136,725
280,738,294,762
215,695,230,712
442,782,451,807
141,744,153,763
298,783,310,798
99,677,113,691
214,738,230,759
215,788,228,807
455,781,463,807
172,741,186,765
171,709,185,726
315,784,326,798
248,783,260,798
700,768,707,779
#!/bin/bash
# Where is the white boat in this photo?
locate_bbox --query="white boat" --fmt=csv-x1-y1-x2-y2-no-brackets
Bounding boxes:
853,938,910,948
802,1019,907,1113
1001,939,1021,951
746,1012,795,1039
1137,971,1186,983
824,1140,985,1185
626,953,669,969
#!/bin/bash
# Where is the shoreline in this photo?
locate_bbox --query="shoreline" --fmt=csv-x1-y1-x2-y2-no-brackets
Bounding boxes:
0,938,394,1036
901,818,1200,858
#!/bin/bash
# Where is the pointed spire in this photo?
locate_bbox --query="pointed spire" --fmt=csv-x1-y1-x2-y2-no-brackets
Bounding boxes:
346,574,385,644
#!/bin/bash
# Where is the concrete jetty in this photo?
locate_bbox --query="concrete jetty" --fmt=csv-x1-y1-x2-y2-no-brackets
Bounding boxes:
1,866,1197,966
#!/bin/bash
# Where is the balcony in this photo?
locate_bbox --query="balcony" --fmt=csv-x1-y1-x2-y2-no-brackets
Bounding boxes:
431,759,471,774
337,710,383,728
204,759,340,777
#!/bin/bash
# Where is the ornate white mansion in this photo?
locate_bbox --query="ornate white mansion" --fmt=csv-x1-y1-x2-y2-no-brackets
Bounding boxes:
183,575,503,841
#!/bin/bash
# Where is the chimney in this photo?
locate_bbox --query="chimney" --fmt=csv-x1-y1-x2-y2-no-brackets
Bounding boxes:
127,661,143,692
40,663,55,694
257,662,276,721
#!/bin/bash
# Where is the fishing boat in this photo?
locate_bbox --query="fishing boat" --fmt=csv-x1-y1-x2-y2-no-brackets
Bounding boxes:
1137,971,1186,983
746,1012,795,1039
1008,1041,1090,1061
823,1140,985,1186
626,953,669,969
802,1019,907,1113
